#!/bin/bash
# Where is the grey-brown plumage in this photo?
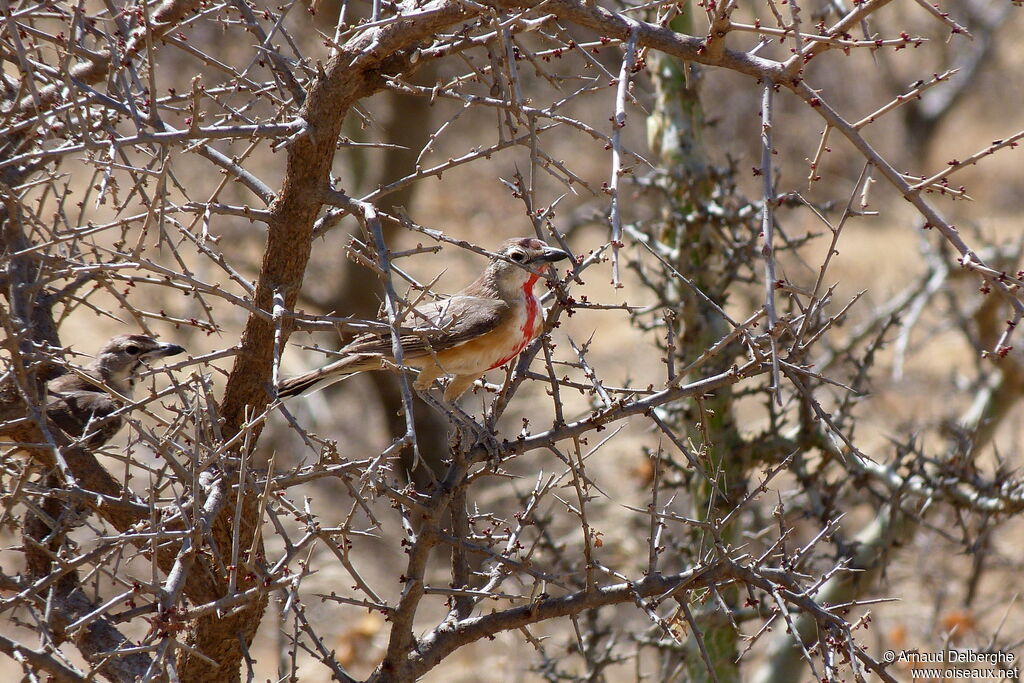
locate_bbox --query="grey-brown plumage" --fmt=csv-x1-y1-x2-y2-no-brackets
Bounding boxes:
278,238,570,400
34,335,184,448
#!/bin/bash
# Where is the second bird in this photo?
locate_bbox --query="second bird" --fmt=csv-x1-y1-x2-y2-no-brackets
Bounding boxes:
277,237,570,400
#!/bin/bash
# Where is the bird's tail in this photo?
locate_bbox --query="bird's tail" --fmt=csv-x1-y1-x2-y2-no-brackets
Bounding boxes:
276,355,378,398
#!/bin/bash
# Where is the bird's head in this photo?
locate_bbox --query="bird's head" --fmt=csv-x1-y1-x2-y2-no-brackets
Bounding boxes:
486,237,570,298
94,335,185,393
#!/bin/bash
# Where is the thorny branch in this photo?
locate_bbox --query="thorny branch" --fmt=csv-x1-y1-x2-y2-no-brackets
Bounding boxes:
2,0,1024,679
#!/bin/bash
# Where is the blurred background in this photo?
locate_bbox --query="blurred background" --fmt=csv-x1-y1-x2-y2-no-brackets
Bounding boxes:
3,0,1024,679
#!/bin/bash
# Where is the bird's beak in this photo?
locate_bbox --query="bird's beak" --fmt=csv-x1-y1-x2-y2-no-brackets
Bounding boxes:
150,343,186,358
534,246,570,264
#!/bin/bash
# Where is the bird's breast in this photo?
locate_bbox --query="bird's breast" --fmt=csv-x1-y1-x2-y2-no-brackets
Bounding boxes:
427,291,542,376
485,285,541,370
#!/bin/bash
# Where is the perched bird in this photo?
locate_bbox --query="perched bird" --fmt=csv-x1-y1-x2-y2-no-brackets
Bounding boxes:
4,335,185,448
278,237,570,400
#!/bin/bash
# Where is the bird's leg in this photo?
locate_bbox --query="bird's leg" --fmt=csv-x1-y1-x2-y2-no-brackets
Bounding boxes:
443,374,478,401
434,379,504,460
412,366,441,392
417,388,487,442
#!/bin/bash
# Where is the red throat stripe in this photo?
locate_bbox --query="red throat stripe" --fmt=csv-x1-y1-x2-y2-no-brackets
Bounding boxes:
488,274,541,370
520,273,540,341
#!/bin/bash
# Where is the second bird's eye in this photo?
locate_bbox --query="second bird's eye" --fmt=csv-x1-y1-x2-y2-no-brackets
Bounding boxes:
510,252,526,263
125,345,140,355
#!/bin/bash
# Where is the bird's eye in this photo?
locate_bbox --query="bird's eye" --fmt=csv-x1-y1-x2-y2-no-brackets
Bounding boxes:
510,251,526,263
125,345,140,355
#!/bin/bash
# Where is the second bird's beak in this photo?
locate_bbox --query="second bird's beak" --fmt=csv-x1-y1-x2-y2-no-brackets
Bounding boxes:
535,246,570,263
150,343,186,359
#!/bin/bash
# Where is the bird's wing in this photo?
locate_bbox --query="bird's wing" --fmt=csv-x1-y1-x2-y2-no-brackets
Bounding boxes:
47,370,106,394
343,296,509,357
46,389,123,447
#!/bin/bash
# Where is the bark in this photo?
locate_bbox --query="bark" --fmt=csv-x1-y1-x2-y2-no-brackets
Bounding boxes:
195,3,476,678
22,476,152,682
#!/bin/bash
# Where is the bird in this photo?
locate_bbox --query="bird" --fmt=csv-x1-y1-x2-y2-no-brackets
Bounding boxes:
278,237,571,401
2,335,185,449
